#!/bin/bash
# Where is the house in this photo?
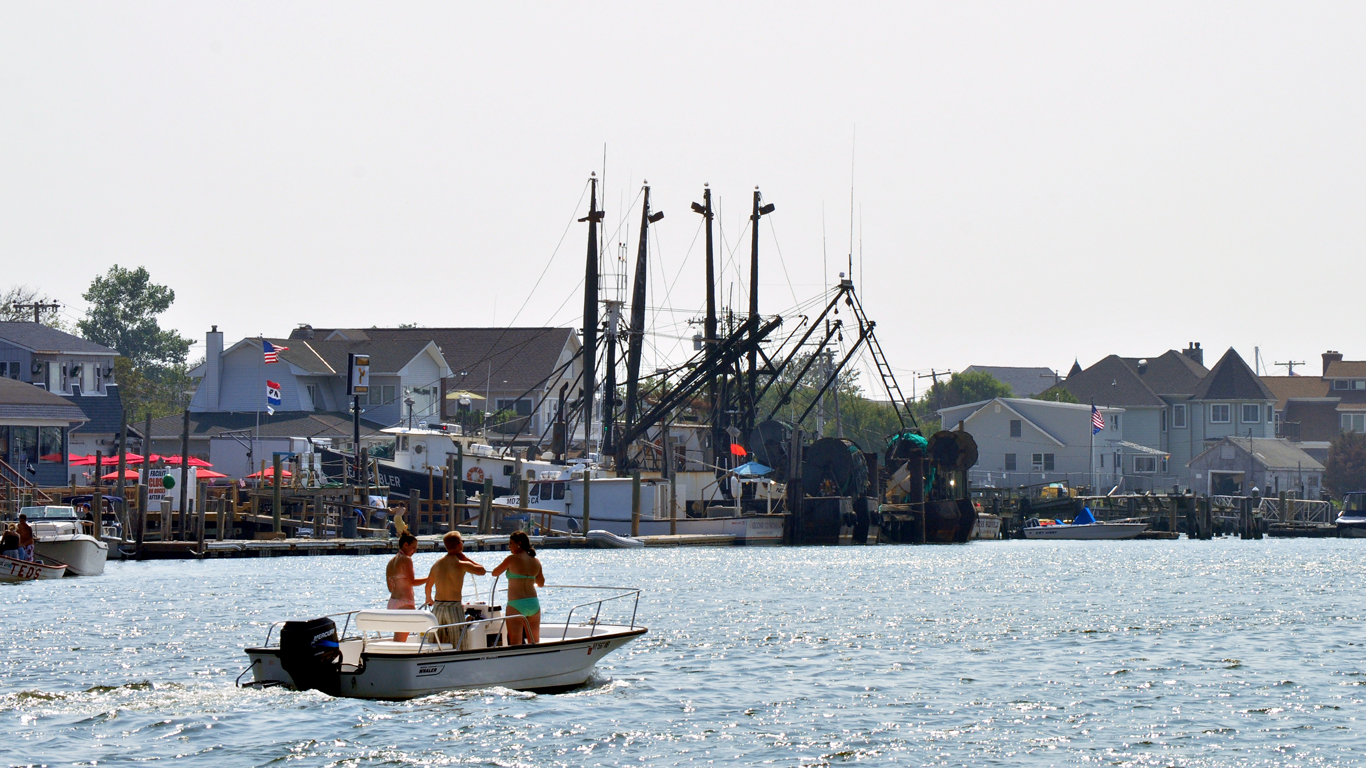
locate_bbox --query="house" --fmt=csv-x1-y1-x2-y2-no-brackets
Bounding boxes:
0,376,87,487
960,365,1060,398
1188,437,1324,497
937,397,1124,490
1062,344,1275,490
190,327,452,428
1261,351,1366,463
0,322,139,468
290,326,580,447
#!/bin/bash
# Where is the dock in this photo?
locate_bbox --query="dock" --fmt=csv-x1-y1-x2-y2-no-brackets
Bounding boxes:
124,531,738,559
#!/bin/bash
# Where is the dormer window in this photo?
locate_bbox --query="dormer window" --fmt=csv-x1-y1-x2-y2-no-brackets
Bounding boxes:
1356,381,1366,390
1334,380,1350,390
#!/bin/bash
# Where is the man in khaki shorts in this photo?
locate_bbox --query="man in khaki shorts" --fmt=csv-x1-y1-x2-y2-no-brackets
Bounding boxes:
424,531,486,645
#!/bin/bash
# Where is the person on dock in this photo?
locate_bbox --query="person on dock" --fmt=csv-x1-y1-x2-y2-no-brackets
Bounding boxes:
424,531,486,644
16,514,34,561
384,532,427,642
492,531,544,645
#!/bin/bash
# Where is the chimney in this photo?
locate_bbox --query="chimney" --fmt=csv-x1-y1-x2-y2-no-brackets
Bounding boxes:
295,323,315,340
203,326,223,410
1182,342,1203,366
1323,350,1343,377
1137,358,1149,374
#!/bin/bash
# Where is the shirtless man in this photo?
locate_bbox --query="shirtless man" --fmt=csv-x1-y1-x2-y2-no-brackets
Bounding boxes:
424,531,486,644
384,533,426,641
16,514,34,562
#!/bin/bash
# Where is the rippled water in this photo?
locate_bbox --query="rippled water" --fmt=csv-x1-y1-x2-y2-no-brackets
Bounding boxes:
3,538,1365,766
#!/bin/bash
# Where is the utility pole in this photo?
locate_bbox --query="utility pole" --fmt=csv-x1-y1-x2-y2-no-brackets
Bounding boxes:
1275,360,1305,376
10,301,61,324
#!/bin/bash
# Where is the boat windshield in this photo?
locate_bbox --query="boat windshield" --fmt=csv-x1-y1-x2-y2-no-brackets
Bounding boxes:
1343,494,1366,514
20,506,79,520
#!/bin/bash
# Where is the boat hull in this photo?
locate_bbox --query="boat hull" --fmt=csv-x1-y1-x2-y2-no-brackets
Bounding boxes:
1022,522,1149,540
971,513,1002,540
33,535,108,576
0,554,67,581
246,624,646,700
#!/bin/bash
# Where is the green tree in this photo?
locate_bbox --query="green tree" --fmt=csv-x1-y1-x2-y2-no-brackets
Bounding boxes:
1033,384,1080,403
78,265,192,369
1,285,74,332
1324,432,1366,499
922,370,1013,415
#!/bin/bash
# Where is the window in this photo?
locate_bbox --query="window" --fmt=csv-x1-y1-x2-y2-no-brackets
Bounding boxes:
1099,453,1104,468
1009,419,1021,437
0,362,15,379
1044,454,1055,471
1356,381,1366,390
1110,414,1120,430
497,398,533,417
1241,404,1260,423
1210,404,1231,423
1162,408,1168,432
1173,404,1186,429
366,385,395,407
552,482,566,500
1334,380,1350,390
1134,456,1157,473
1004,453,1017,471
1267,405,1274,423
1032,453,1043,469
306,384,319,410
82,363,97,393
11,426,37,467
1161,456,1169,474
39,427,62,462
1342,414,1366,433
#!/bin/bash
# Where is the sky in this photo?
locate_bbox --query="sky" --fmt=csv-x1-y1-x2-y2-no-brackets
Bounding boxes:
3,2,1364,394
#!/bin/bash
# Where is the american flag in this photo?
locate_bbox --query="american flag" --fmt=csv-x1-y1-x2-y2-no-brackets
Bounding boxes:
263,340,288,364
1091,404,1105,434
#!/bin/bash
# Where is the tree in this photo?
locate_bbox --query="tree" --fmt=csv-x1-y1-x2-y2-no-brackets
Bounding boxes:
921,370,1013,415
1,285,74,331
1324,432,1366,499
1033,384,1080,403
79,265,192,369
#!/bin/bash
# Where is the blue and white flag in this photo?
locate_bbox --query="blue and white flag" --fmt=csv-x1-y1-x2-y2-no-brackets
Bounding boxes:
266,380,281,416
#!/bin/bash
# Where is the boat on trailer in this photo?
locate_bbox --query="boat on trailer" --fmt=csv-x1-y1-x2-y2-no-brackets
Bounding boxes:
240,582,645,700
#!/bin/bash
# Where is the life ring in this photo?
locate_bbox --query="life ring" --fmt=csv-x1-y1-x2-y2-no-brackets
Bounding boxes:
466,466,485,483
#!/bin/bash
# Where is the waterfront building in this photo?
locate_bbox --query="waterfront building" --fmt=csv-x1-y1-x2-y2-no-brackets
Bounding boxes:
1261,350,1366,463
0,376,87,487
1187,436,1324,497
0,322,138,475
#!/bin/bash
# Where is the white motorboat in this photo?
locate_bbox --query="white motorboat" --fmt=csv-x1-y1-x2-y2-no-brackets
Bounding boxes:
241,583,645,700
1336,492,1366,538
1022,509,1148,541
970,513,1002,540
23,506,108,576
1,553,67,581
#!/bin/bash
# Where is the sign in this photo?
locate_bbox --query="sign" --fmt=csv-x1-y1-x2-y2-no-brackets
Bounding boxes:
348,353,370,397
146,468,166,504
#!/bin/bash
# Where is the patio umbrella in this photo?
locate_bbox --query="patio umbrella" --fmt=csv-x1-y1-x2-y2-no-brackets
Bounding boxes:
732,461,774,477
444,390,486,401
196,469,228,479
100,469,142,481
69,454,94,466
246,468,292,479
163,455,212,467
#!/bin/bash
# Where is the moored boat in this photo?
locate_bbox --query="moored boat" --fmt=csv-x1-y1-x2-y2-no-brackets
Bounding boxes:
24,506,108,576
1022,509,1148,540
241,583,646,700
1,553,67,581
1336,491,1366,538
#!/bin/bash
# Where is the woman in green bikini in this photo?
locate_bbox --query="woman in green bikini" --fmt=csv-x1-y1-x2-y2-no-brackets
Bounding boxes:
493,531,545,645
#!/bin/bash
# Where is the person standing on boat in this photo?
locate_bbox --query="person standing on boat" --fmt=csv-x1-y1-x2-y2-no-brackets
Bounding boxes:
492,531,544,645
424,531,486,644
16,514,34,562
384,532,427,642
1,527,20,559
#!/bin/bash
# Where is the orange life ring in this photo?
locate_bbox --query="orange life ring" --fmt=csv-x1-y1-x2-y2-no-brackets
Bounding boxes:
466,466,485,483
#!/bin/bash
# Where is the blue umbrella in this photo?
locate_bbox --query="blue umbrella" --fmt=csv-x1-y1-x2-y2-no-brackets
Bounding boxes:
732,461,774,477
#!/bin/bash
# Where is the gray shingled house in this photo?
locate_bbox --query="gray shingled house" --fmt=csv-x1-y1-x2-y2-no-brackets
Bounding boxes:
0,376,88,487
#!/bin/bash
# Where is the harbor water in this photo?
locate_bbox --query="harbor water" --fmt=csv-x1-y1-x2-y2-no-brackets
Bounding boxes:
3,539,1364,766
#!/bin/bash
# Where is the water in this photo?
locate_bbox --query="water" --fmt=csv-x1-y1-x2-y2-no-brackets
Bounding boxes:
3,539,1364,767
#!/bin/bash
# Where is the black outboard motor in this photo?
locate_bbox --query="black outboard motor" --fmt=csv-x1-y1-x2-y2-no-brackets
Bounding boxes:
279,617,341,696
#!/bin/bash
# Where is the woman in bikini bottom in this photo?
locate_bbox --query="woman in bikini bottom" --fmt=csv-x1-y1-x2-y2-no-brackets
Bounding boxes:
492,531,545,645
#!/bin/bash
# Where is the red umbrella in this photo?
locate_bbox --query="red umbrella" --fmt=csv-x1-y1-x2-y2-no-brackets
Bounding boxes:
100,469,142,481
69,454,94,466
197,469,228,479
246,468,292,479
163,455,212,467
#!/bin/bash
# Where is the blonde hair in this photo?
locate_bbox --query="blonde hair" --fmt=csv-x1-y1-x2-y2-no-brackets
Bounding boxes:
443,530,463,551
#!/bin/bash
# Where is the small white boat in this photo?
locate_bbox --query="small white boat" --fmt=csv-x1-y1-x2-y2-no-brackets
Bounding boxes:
970,513,1002,540
1022,509,1148,540
241,583,646,700
1336,492,1366,538
23,506,109,576
1,553,67,581
587,529,645,548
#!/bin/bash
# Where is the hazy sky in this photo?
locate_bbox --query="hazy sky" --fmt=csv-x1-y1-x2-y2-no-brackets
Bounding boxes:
4,3,1363,392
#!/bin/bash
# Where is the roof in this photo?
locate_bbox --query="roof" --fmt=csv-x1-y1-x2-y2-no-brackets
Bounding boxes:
1190,348,1275,401
1061,355,1166,407
1119,350,1207,396
0,378,89,422
1190,437,1324,472
961,366,1058,397
1260,376,1331,409
225,337,441,376
68,385,143,438
1324,360,1366,379
295,327,578,391
148,410,386,440
0,323,118,356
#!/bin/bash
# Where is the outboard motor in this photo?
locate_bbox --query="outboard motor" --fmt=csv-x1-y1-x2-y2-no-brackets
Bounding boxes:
278,617,341,696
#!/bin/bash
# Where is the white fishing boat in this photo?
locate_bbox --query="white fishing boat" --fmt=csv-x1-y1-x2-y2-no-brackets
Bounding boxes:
1022,509,1148,540
241,583,645,700
970,513,1002,540
0,553,68,581
23,506,108,576
1335,491,1366,538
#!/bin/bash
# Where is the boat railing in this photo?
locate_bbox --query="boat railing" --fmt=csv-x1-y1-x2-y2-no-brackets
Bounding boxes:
554,586,642,640
415,617,507,653
261,609,361,648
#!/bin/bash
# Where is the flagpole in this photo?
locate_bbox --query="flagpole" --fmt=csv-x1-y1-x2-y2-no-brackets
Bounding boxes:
1089,399,1095,493
257,335,263,486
